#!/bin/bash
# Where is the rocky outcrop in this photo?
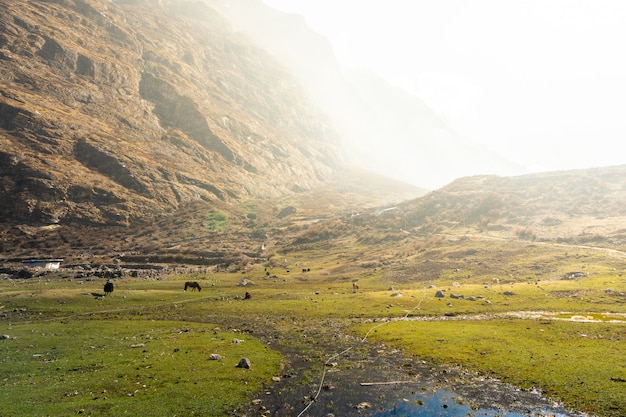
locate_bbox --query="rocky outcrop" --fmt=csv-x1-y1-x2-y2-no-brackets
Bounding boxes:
73,139,152,198
138,72,234,162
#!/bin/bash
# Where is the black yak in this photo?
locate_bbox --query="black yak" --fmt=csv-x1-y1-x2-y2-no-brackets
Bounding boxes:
184,281,202,292
104,281,114,296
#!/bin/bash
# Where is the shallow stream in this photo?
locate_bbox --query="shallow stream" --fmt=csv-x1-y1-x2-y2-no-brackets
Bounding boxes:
372,389,572,417
230,317,587,417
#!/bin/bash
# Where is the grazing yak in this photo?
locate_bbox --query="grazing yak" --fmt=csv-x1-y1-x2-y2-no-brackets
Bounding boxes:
184,281,202,292
104,281,114,296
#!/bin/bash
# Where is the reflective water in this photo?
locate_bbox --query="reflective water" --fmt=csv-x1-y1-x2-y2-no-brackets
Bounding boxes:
373,389,571,417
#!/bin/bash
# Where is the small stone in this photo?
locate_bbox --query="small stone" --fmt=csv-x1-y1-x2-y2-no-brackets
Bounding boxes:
209,354,222,360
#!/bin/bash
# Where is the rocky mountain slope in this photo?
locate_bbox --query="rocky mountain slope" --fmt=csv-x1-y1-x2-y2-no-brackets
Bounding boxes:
0,0,343,227
390,164,626,247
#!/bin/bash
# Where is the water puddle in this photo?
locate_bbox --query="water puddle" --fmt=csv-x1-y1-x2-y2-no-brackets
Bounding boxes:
373,389,571,417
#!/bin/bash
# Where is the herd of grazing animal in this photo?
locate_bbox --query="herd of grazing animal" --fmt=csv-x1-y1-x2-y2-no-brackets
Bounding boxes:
98,280,206,297
98,280,203,298
96,278,263,300
95,268,354,300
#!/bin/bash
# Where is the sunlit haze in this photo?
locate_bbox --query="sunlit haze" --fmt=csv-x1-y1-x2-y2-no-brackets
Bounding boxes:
262,0,626,183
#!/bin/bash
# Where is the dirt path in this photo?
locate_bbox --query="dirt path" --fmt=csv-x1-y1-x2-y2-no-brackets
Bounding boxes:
466,232,626,259
397,310,626,324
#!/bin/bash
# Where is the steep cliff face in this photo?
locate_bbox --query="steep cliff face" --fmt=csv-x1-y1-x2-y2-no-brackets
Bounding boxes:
0,0,342,226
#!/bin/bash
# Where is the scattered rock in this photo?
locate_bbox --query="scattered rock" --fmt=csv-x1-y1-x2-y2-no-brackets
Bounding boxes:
0,334,10,340
563,272,586,280
277,206,296,219
435,290,445,298
355,402,372,409
209,354,222,360
232,338,244,344
503,291,515,296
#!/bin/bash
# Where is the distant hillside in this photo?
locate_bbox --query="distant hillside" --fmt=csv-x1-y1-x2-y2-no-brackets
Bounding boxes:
0,0,342,227
396,165,626,245
278,165,626,254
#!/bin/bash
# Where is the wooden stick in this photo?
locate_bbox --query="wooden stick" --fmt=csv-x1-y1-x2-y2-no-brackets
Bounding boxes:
360,381,414,386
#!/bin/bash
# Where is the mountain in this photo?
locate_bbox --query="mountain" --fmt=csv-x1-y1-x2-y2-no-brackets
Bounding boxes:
0,0,430,263
3,0,624,267
0,0,345,228
212,0,525,189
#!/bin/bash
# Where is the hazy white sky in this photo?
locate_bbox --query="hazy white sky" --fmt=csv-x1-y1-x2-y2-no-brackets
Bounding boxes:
262,0,626,174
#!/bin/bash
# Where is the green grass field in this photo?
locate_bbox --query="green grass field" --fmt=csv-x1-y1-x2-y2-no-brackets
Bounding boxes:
1,236,625,416
0,319,282,416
